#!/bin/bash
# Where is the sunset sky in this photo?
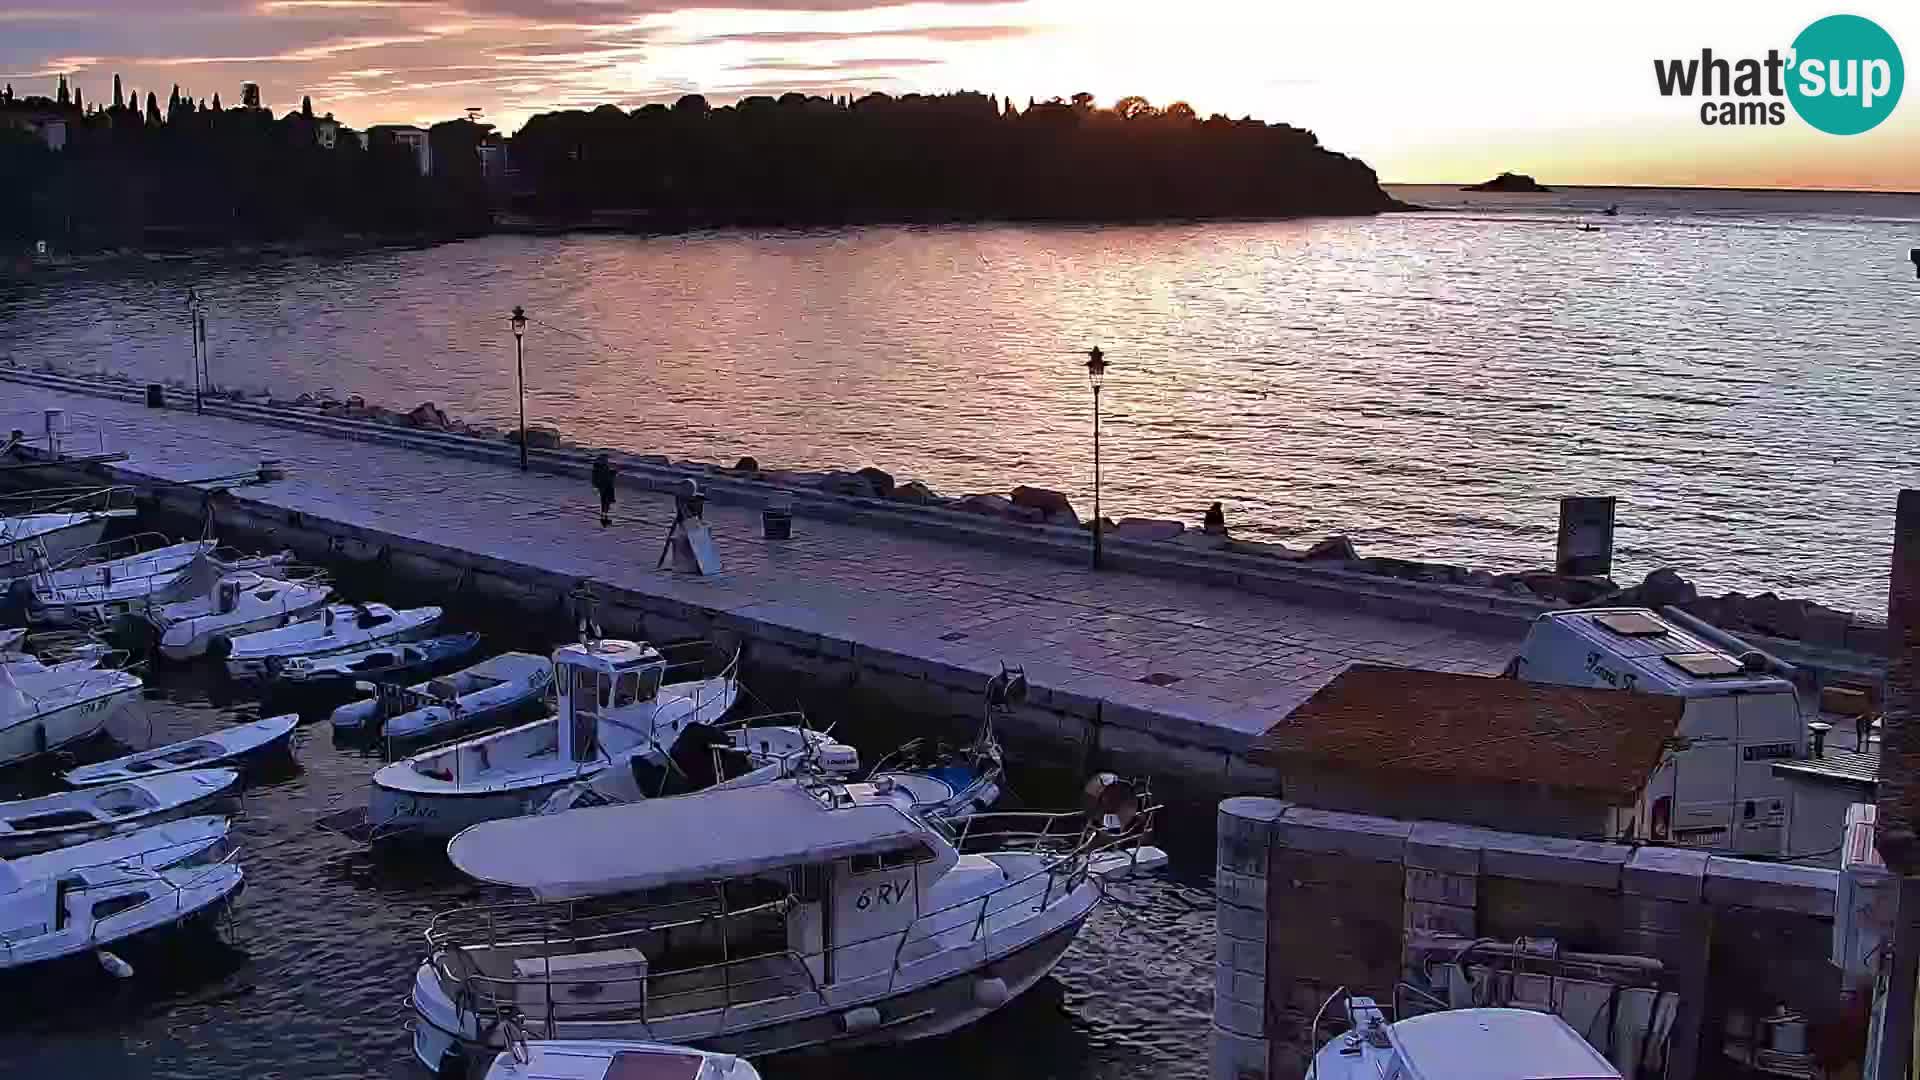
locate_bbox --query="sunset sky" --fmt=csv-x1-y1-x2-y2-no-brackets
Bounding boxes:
3,0,1917,189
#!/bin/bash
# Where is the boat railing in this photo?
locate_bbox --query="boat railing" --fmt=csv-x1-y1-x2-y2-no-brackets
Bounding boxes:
28,532,182,581
0,485,136,519
430,808,1154,1040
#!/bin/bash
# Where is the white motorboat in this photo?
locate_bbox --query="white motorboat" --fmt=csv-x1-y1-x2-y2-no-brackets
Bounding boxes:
0,831,243,974
0,657,142,768
1308,998,1621,1080
278,632,483,692
8,814,232,877
149,572,333,661
62,713,299,786
480,1040,761,1080
0,487,138,578
364,639,738,841
533,715,862,815
331,650,551,739
0,768,238,857
220,602,443,680
407,774,1163,1072
20,543,296,628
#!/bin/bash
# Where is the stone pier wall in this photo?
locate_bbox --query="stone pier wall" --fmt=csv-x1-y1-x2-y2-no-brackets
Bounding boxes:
1213,798,1851,1080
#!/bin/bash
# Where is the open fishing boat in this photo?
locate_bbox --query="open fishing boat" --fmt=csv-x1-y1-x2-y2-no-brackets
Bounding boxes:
0,487,138,578
480,1040,762,1080
408,773,1163,1073
532,715,861,815
363,638,737,841
865,664,1018,822
0,657,142,768
0,768,238,857
62,713,298,786
9,815,232,877
330,648,547,738
0,826,243,975
278,632,484,692
21,543,296,628
149,572,333,661
220,602,442,679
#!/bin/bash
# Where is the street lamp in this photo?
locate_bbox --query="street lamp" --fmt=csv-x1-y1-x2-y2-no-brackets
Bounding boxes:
187,287,205,415
510,306,528,471
1085,344,1108,570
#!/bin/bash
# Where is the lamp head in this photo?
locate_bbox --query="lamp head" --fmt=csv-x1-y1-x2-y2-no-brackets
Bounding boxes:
1084,345,1107,388
510,305,528,338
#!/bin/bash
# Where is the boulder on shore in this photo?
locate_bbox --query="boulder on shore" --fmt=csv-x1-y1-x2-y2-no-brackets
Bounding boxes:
505,425,562,450
1304,535,1359,562
855,467,895,497
891,480,937,504
405,402,450,431
959,494,1017,518
733,456,759,472
1114,517,1185,542
1010,486,1078,524
819,471,880,498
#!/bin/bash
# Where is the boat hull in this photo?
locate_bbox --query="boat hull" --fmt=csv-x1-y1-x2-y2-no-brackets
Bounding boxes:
0,867,243,975
0,515,115,577
366,777,573,841
411,897,1092,1073
157,606,325,661
0,684,136,768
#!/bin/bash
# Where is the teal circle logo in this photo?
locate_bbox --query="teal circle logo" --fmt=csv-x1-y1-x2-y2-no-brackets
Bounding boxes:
1787,14,1904,135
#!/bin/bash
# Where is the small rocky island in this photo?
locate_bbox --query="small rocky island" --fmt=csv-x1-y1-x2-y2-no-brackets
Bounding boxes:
1463,172,1552,193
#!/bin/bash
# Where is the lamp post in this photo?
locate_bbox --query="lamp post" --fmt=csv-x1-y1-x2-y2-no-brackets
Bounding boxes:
187,287,204,415
1085,344,1108,570
510,306,528,471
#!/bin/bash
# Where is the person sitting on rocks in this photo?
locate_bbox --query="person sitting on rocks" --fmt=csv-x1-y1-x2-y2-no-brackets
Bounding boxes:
1203,501,1228,535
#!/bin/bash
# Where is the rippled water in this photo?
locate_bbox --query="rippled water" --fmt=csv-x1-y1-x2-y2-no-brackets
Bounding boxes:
4,184,1917,612
0,600,1219,1080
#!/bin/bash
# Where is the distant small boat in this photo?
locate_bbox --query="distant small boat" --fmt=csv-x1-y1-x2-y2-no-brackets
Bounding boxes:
1579,224,1601,232
276,632,483,691
63,713,298,786
0,768,238,856
1604,203,1620,216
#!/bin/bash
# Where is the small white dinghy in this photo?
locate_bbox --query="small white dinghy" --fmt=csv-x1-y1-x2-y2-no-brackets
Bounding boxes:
0,828,243,974
0,658,143,768
63,713,299,786
364,638,738,840
221,602,443,680
150,572,333,661
480,1040,761,1080
0,768,238,857
332,651,552,739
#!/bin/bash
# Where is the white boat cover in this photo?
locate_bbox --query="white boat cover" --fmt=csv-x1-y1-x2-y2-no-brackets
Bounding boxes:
1390,1009,1619,1080
449,781,928,901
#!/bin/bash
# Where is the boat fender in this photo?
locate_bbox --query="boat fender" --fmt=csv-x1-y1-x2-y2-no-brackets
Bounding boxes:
973,976,1010,1009
207,635,234,661
840,1006,882,1033
96,949,135,978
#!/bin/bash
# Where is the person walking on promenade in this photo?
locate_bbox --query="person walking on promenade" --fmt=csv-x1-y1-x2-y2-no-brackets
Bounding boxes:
592,453,617,527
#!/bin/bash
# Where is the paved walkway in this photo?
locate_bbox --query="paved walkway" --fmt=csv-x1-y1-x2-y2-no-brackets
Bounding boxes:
7,384,1523,751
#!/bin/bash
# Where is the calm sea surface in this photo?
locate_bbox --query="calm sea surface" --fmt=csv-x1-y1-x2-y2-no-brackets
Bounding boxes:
5,184,1919,612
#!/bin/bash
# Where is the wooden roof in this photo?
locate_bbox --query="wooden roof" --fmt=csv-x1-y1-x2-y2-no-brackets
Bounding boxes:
1250,664,1683,799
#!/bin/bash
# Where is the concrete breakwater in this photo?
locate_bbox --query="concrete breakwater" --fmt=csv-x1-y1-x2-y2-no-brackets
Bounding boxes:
42,363,1887,661
5,367,1579,798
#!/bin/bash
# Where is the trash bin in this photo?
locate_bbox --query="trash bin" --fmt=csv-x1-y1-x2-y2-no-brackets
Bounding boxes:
762,505,793,540
146,384,166,409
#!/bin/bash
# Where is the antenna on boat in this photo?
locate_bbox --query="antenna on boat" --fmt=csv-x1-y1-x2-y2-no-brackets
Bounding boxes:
569,580,603,645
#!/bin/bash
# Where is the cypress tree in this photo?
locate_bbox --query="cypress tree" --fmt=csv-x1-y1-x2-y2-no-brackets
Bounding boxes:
302,95,314,119
113,74,123,110
212,92,223,112
56,75,69,106
72,87,82,112
146,91,161,125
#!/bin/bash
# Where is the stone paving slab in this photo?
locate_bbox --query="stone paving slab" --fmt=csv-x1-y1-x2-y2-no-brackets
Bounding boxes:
5,385,1524,754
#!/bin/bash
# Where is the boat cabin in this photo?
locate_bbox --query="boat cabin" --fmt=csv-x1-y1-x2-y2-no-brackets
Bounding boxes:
431,779,1087,1046
553,639,669,766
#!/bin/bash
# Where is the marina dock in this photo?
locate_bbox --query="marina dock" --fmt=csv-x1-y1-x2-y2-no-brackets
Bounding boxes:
1,370,1526,792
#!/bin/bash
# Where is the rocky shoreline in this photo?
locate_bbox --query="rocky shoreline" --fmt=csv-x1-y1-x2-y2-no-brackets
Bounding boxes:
50,368,1874,649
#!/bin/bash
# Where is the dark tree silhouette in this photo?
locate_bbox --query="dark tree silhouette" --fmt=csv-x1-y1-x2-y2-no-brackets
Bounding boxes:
145,92,161,126
112,75,123,111
302,95,314,119
72,87,82,112
56,76,69,107
212,92,223,112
